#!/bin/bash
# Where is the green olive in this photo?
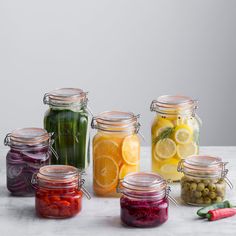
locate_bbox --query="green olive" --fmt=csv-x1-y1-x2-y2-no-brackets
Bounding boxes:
197,182,205,191
208,183,216,191
203,179,210,186
194,191,202,198
204,197,212,204
196,197,204,204
209,191,216,199
183,182,190,191
202,188,209,197
215,196,223,203
190,182,197,191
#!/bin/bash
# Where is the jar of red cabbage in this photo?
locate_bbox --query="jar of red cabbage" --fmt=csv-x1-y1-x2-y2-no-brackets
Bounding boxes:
4,128,52,196
117,172,170,227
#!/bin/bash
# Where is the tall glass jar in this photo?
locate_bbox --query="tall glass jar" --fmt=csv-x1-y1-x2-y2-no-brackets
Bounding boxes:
33,165,90,218
91,111,141,197
177,155,232,206
117,172,169,227
150,95,201,181
43,88,90,170
4,128,51,196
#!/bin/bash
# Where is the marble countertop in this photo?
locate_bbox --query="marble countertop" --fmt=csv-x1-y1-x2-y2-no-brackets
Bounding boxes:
0,146,236,236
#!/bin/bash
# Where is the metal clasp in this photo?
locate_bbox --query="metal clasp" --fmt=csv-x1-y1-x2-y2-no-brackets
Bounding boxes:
150,100,157,112
91,117,97,129
222,162,233,189
4,133,11,146
166,186,179,206
177,159,184,173
116,179,124,193
48,132,59,160
43,93,50,105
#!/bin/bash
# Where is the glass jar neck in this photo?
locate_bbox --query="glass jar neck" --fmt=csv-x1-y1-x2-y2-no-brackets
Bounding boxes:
121,188,167,200
9,142,50,152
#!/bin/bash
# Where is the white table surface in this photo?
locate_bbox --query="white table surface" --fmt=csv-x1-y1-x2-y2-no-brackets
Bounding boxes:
0,146,236,236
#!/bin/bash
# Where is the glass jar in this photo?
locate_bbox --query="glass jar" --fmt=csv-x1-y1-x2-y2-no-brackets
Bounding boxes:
150,95,201,181
117,172,169,227
91,111,141,197
33,165,90,218
4,128,51,196
177,155,232,206
43,88,90,170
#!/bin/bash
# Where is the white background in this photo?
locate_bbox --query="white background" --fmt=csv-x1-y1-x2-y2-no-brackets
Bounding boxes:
0,0,236,146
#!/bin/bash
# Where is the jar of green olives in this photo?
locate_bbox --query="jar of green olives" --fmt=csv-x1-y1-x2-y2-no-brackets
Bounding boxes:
177,155,232,206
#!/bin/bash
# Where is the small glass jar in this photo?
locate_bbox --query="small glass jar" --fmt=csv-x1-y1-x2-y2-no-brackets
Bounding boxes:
43,88,90,170
117,172,169,228
4,128,51,196
177,155,232,206
91,111,141,197
150,95,201,181
33,165,90,218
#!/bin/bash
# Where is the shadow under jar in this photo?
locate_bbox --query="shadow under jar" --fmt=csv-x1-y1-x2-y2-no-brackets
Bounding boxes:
34,165,90,218
4,128,51,196
118,172,169,228
91,111,141,197
150,95,201,181
43,88,90,170
177,155,233,206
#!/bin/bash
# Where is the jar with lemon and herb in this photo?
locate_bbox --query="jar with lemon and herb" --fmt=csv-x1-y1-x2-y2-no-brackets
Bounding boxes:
150,95,201,181
91,111,141,197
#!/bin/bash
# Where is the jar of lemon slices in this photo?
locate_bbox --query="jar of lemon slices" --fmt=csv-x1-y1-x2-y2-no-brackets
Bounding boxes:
91,111,141,197
150,95,201,181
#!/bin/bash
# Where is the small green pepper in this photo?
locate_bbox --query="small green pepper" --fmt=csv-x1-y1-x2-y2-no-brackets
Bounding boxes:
197,200,233,218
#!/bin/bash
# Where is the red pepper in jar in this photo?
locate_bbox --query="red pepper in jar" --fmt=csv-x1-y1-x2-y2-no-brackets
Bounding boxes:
34,165,89,219
206,208,236,221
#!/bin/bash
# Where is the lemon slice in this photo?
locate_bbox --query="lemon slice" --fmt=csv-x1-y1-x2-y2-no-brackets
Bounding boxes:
153,118,174,137
160,164,177,174
174,124,193,144
122,135,140,165
119,164,139,179
154,138,177,160
177,142,198,159
160,164,183,181
93,140,122,165
94,155,119,189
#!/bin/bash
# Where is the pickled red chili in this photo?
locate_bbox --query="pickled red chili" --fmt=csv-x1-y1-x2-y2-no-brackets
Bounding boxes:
34,165,88,219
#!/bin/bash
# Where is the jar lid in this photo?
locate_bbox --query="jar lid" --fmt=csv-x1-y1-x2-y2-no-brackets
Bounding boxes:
178,155,228,178
91,111,140,133
4,128,50,147
37,165,79,184
43,88,88,107
118,172,168,199
150,95,197,114
122,172,166,190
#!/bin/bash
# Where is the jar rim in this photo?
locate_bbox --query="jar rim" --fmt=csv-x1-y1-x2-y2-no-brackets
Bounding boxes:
150,95,197,114
43,88,88,107
37,165,80,183
92,111,140,133
178,155,228,178
4,128,50,148
119,172,168,199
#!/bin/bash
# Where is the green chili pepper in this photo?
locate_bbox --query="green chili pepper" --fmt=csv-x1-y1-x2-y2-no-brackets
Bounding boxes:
197,200,233,218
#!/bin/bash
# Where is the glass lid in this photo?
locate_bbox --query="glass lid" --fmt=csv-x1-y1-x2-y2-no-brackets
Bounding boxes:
121,172,167,192
43,88,87,106
4,128,50,146
37,165,79,183
178,155,227,177
150,95,197,112
92,111,140,132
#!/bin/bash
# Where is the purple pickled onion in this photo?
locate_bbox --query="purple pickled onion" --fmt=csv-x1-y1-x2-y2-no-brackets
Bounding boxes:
7,165,24,179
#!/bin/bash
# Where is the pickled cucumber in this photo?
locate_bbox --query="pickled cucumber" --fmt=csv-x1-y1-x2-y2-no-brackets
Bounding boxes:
180,176,226,206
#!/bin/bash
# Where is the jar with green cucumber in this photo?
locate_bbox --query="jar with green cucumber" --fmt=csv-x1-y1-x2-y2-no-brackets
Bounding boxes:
177,155,233,206
43,88,90,170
